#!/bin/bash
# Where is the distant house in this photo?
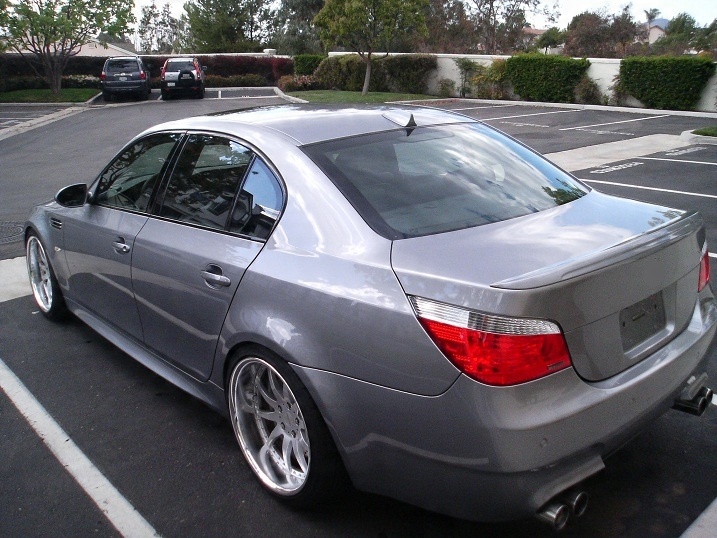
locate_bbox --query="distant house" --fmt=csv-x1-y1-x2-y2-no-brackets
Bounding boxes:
75,38,136,57
647,18,668,44
521,27,547,50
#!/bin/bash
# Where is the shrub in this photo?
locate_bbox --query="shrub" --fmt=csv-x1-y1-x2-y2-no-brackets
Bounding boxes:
314,55,388,92
204,74,269,87
574,75,603,105
438,78,455,98
505,54,590,103
277,74,321,92
383,55,437,94
294,54,326,75
619,56,716,111
471,59,509,100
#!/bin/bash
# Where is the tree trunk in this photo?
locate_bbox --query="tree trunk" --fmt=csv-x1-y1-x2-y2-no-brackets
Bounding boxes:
362,57,372,96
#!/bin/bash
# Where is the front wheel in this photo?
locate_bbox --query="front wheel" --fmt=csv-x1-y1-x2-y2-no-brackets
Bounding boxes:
26,233,67,320
227,348,345,507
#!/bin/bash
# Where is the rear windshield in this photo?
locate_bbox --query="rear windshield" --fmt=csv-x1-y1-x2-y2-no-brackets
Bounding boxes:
302,123,588,239
166,60,195,71
106,59,139,72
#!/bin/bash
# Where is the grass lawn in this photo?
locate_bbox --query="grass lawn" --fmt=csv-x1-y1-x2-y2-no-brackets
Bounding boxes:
287,90,437,104
693,126,717,137
0,88,99,103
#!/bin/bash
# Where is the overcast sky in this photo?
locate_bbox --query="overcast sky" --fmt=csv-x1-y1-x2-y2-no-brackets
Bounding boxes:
144,0,715,31
532,1,715,28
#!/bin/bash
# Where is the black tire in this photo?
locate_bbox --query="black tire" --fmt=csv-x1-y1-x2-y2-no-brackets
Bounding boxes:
26,232,68,320
226,346,347,508
161,89,169,100
102,91,111,102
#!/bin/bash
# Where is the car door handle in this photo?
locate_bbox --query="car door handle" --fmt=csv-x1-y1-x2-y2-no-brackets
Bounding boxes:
201,264,231,288
112,238,131,254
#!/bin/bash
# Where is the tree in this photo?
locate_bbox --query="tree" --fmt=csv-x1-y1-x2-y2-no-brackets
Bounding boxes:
610,5,646,57
563,11,611,57
651,12,698,55
138,2,181,53
467,0,559,54
644,8,660,27
0,0,135,93
272,0,324,54
314,0,428,95
183,0,273,52
417,0,477,53
138,1,159,53
535,26,564,53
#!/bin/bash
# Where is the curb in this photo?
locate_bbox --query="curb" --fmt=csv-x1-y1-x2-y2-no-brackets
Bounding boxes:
680,130,717,145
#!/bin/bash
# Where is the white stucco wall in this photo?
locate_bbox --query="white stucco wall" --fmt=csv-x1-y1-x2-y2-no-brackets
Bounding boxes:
327,51,717,112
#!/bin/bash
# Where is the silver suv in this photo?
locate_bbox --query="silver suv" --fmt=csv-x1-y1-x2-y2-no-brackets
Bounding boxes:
160,57,207,100
100,56,151,102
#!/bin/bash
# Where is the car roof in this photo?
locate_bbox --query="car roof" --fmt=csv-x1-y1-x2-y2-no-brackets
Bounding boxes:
146,104,475,146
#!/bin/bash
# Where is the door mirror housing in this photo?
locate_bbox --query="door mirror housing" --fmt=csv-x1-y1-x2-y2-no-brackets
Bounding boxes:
55,183,88,207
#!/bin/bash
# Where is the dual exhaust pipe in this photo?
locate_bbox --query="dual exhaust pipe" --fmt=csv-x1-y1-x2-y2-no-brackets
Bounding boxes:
535,385,713,530
536,489,589,531
673,386,714,416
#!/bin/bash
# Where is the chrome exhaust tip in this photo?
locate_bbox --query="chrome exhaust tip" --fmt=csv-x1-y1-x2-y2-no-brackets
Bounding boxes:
673,386,712,416
560,490,589,518
536,501,570,531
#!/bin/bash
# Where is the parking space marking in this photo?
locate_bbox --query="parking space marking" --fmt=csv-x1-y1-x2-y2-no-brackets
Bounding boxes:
560,115,670,131
481,109,581,121
0,357,159,537
641,157,717,166
452,104,518,111
582,178,717,201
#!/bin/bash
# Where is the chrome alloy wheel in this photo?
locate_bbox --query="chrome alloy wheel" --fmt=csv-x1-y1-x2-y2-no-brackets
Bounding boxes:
26,235,53,312
229,357,310,495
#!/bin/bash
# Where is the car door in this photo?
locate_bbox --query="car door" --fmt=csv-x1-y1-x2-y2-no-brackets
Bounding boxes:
62,132,182,340
131,133,284,380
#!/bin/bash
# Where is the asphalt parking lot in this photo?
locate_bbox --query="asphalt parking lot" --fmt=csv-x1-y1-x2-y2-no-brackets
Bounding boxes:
1,94,717,537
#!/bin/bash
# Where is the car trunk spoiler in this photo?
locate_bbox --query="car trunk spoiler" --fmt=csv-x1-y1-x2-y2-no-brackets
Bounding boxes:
491,210,703,290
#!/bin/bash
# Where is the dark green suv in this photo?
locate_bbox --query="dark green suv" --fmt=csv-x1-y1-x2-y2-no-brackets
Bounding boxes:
100,57,151,102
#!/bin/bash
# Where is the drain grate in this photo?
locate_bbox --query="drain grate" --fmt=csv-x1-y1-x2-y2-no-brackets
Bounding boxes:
0,222,24,245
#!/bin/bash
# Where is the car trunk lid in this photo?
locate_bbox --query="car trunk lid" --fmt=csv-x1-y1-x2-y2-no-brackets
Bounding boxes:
391,191,705,381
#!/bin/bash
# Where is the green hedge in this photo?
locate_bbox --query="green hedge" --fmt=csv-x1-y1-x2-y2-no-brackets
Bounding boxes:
294,54,326,76
505,54,590,103
619,56,716,111
314,54,436,94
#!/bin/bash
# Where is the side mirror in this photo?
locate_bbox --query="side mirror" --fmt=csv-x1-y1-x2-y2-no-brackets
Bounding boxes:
55,183,88,207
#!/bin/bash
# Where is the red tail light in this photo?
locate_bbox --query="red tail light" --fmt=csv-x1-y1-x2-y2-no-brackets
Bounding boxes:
100,71,106,81
699,244,710,292
140,71,147,80
160,67,166,79
409,296,572,386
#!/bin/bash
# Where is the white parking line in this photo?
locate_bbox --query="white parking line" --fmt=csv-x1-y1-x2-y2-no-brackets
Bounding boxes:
480,109,581,121
0,358,159,537
560,115,670,131
451,104,518,111
641,157,717,166
582,179,717,200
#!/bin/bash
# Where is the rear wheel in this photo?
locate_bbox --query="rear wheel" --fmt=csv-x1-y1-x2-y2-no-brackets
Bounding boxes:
26,233,67,320
102,91,111,102
227,347,346,507
161,89,169,100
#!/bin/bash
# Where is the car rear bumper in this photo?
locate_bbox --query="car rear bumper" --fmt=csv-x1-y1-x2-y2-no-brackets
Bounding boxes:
293,295,717,521
103,82,146,94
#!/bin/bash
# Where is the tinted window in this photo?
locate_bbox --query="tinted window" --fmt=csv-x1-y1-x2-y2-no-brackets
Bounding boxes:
95,133,181,212
166,60,195,71
106,59,140,72
230,159,283,239
303,123,588,239
159,135,252,230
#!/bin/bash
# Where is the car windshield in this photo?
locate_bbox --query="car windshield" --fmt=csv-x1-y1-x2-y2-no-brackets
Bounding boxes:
167,60,195,71
106,59,138,72
302,123,589,239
